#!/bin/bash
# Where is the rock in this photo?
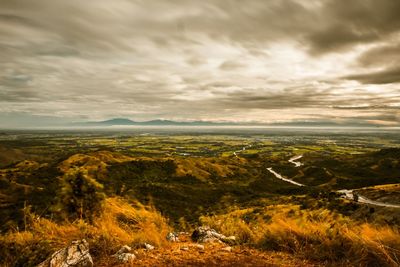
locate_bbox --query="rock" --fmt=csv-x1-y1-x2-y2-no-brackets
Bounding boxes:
166,232,180,242
180,246,189,251
134,242,155,250
220,246,232,252
37,239,93,267
222,235,236,245
144,243,155,250
114,253,136,264
191,226,235,244
192,244,205,250
113,245,136,264
226,236,236,241
179,231,189,235
115,245,132,254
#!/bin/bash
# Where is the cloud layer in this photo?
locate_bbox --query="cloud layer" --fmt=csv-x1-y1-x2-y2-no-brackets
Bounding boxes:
0,0,399,126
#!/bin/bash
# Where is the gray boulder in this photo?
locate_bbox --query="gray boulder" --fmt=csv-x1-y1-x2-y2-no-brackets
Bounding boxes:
134,242,155,250
37,239,93,267
144,243,155,250
166,232,179,242
116,253,136,263
112,245,136,264
191,226,236,244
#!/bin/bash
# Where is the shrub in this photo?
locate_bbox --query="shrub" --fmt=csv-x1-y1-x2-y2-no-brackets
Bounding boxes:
54,168,106,221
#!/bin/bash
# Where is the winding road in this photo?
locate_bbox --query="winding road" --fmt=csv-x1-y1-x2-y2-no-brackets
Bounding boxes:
288,155,303,167
337,189,400,208
233,145,252,158
266,167,304,187
266,154,400,208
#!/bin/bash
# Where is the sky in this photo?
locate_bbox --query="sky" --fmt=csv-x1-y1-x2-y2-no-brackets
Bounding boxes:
1,0,400,127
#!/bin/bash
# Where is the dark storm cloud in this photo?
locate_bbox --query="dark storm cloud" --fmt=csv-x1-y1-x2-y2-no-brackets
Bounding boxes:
0,0,314,57
344,66,400,84
305,0,400,55
344,40,400,84
213,87,329,109
306,25,377,55
188,82,400,118
1,0,399,57
357,43,400,67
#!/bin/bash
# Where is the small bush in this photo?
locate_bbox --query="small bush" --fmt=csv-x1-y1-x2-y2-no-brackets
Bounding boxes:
54,168,106,221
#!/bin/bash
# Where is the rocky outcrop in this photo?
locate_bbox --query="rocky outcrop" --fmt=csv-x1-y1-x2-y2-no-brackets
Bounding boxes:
166,232,180,242
37,239,93,267
191,226,236,244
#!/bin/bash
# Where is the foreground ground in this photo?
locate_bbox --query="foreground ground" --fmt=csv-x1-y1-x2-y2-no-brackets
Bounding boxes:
104,242,317,267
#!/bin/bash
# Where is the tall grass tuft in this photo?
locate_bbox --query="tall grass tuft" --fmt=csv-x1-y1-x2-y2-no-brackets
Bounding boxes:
201,204,400,266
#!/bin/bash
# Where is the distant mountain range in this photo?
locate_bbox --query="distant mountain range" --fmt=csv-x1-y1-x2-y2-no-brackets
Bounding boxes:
72,118,242,126
71,118,387,127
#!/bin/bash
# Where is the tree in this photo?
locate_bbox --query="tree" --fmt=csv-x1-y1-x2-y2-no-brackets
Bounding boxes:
55,168,106,221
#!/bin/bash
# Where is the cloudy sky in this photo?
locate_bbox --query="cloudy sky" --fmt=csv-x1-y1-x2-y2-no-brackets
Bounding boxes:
1,0,400,127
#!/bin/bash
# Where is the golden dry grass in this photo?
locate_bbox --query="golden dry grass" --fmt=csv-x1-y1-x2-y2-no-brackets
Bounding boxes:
200,205,400,266
2,198,399,266
0,197,171,266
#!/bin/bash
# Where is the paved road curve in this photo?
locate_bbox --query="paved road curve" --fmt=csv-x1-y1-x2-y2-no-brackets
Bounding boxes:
267,154,400,208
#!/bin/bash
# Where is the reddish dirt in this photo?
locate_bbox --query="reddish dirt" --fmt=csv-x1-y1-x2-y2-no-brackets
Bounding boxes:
99,239,320,266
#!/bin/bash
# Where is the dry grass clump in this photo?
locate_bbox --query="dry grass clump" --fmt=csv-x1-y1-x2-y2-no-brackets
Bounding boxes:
0,197,170,266
201,205,400,266
200,207,261,243
92,197,170,251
